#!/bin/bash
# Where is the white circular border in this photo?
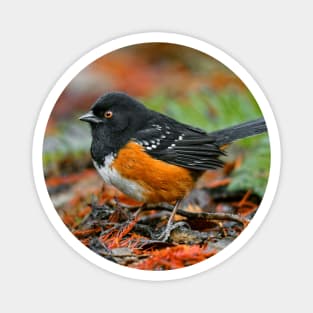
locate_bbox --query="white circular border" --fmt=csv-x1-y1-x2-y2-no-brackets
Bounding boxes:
32,32,281,281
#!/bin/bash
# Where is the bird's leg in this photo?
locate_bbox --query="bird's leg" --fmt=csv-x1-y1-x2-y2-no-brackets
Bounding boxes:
133,206,144,219
113,196,122,209
157,200,181,242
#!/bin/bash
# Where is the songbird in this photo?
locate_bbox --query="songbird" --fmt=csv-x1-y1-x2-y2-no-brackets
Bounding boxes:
80,92,267,239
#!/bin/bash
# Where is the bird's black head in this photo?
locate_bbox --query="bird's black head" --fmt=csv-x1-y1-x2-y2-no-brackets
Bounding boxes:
79,92,150,131
79,92,151,163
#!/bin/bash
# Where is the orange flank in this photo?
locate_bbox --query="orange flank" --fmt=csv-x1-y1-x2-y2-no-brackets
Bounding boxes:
112,142,195,203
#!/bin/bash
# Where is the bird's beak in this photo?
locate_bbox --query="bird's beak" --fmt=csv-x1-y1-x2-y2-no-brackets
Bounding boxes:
79,111,102,123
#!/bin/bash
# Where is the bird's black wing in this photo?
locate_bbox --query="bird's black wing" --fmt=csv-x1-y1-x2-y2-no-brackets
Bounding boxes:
134,120,225,171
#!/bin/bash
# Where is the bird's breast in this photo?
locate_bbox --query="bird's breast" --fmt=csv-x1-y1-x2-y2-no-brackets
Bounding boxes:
92,153,145,202
106,142,195,203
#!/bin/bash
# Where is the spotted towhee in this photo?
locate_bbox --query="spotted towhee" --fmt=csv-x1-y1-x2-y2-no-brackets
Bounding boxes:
80,92,267,238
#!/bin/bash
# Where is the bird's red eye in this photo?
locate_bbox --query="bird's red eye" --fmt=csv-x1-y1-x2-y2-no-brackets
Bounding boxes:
104,110,113,119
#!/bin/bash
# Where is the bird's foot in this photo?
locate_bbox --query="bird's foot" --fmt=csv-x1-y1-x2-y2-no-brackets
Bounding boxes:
156,221,187,242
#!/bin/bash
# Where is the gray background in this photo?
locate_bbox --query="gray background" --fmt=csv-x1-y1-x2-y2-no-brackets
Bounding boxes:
1,1,311,312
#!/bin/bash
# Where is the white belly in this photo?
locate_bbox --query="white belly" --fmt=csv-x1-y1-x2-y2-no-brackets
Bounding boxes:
93,153,145,202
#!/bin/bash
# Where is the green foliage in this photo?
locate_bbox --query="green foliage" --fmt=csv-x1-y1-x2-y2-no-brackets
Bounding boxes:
143,89,262,131
43,122,91,175
227,135,270,196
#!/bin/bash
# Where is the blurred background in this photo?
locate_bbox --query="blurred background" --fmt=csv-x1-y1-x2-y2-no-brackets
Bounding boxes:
43,43,270,222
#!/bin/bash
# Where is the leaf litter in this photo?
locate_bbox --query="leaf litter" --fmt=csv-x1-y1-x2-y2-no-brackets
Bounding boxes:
51,161,260,270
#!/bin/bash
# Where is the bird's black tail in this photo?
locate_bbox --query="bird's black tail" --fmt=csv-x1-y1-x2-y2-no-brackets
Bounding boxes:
210,118,267,146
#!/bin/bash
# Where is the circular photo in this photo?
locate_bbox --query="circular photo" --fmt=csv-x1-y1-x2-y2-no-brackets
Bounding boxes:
34,33,279,280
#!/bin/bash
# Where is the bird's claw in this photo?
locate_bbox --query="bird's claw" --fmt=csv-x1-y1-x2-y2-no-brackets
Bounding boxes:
156,221,188,242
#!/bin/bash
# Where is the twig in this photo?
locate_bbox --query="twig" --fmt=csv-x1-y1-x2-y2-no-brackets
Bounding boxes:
141,203,247,226
97,252,149,258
